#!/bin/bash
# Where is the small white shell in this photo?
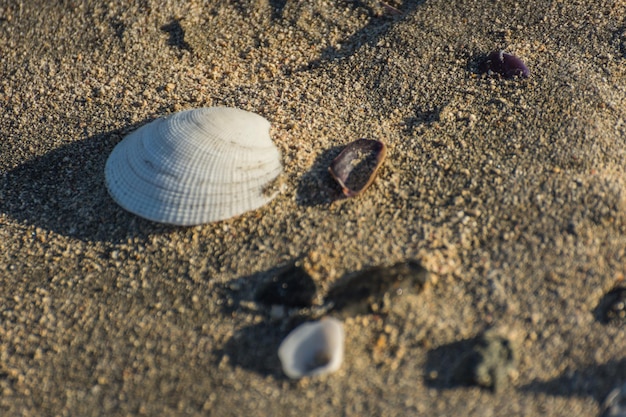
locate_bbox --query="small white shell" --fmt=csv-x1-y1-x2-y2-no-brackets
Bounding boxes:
105,107,282,225
278,317,344,379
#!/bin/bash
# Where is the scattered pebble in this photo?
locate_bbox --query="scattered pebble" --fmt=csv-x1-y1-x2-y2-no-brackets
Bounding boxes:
480,50,530,79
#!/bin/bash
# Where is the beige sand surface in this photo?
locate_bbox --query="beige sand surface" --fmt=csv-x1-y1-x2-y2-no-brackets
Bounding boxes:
1,0,625,416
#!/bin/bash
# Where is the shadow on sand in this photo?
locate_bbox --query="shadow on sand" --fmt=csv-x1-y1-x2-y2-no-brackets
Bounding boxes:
0,120,180,243
295,145,346,207
519,357,626,404
307,0,426,68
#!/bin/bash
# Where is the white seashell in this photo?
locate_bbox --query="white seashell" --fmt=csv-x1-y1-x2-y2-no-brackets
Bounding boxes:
105,107,283,225
278,317,344,379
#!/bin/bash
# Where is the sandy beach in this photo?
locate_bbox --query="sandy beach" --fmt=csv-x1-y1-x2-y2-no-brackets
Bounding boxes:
1,0,625,415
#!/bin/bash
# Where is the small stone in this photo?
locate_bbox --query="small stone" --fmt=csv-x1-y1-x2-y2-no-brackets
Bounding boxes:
480,50,530,79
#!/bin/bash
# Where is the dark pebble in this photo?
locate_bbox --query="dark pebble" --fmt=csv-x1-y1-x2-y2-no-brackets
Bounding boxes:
481,50,530,79
325,260,430,316
255,263,317,308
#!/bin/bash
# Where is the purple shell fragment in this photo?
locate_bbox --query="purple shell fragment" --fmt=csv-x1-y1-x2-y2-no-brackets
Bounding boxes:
328,139,386,198
481,50,530,79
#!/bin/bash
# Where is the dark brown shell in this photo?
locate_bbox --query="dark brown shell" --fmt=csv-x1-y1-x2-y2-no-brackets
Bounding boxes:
328,139,387,198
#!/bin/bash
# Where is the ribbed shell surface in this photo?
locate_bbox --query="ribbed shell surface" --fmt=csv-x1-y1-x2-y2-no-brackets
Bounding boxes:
105,107,282,225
